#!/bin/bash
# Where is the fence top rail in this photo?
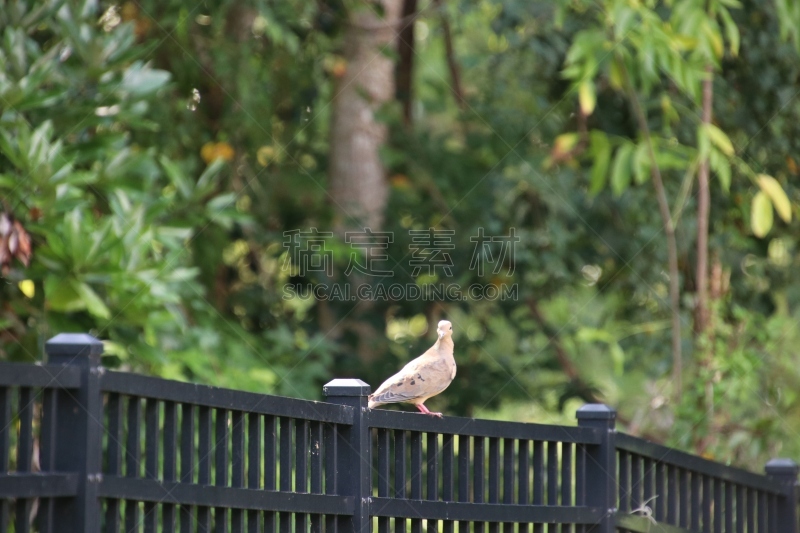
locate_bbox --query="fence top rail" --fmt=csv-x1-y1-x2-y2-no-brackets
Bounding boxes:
101,370,354,425
369,408,602,443
616,432,783,495
0,362,82,389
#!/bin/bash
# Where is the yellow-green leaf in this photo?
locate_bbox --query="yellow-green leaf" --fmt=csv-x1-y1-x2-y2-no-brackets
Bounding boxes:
609,57,625,90
552,133,579,156
751,191,774,238
73,281,111,319
589,132,611,196
756,174,792,223
706,124,735,156
633,142,651,184
579,81,597,116
611,143,634,197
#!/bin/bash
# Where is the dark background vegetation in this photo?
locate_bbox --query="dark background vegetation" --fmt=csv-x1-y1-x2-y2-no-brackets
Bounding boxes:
2,0,800,467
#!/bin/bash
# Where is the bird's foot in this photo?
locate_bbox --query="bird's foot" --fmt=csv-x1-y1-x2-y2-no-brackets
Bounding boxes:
415,404,443,418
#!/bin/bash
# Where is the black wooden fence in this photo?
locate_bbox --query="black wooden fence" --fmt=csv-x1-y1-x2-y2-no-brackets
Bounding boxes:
0,333,798,533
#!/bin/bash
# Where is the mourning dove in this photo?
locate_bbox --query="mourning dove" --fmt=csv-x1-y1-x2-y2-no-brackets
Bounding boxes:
368,320,456,417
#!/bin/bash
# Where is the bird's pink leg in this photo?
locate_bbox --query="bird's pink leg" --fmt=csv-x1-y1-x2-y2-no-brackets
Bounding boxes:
415,403,443,418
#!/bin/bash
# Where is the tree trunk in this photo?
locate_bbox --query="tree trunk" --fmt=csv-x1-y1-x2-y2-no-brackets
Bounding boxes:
329,0,403,231
396,0,417,125
695,66,714,334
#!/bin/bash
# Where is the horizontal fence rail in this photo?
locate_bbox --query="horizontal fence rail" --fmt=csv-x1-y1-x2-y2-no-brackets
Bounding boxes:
0,332,796,533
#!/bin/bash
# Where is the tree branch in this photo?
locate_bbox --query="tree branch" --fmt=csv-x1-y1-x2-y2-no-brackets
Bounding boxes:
434,0,465,109
695,65,714,335
622,66,683,400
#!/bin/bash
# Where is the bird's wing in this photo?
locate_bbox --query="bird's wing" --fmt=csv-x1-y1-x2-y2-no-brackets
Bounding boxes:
370,357,452,405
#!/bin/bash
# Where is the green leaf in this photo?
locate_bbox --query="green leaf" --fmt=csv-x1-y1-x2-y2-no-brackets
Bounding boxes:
611,143,634,197
751,191,774,238
719,7,740,57
72,280,111,319
757,174,792,223
160,156,193,199
589,132,611,196
706,124,735,156
709,148,731,193
633,142,651,184
45,276,84,312
121,65,171,95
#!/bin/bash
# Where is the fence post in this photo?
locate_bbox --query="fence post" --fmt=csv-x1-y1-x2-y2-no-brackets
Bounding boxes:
324,378,372,533
765,458,799,533
45,333,104,533
577,404,617,533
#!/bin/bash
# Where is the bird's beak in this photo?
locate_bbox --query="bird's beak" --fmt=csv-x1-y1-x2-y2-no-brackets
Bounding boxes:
438,331,445,340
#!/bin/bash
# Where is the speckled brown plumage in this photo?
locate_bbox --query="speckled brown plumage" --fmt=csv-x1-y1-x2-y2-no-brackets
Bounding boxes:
368,320,456,417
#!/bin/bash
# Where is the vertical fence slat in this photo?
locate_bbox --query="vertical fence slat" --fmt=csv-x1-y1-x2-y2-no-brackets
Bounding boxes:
125,397,142,533
279,417,292,533
747,488,756,533
488,437,500,504
714,478,723,533
488,437,501,533
758,491,767,533
247,413,261,533
215,409,229,533
619,450,630,513
0,386,9,533
519,440,530,506
735,485,745,533
630,453,642,513
655,461,665,521
38,387,58,533
560,441,573,533
561,441,573,507
295,419,309,533
547,441,558,507
15,387,33,533
162,401,177,533
667,465,677,524
427,432,439,533
144,398,160,533
104,393,123,533
377,428,390,533
231,411,245,533
442,433,455,533
725,481,733,533
323,423,337,533
643,457,653,518
502,438,514,533
410,431,423,533
457,434,469,533
680,468,691,529
533,440,544,533
474,436,485,533
703,476,712,533
180,403,195,533
310,421,323,494
395,430,407,533
197,405,212,532
264,415,277,533
310,421,323,533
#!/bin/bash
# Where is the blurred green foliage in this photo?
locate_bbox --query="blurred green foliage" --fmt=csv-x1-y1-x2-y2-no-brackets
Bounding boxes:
2,0,800,467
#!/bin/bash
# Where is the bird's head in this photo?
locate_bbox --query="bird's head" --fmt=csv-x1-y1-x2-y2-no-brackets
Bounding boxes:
437,320,453,340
